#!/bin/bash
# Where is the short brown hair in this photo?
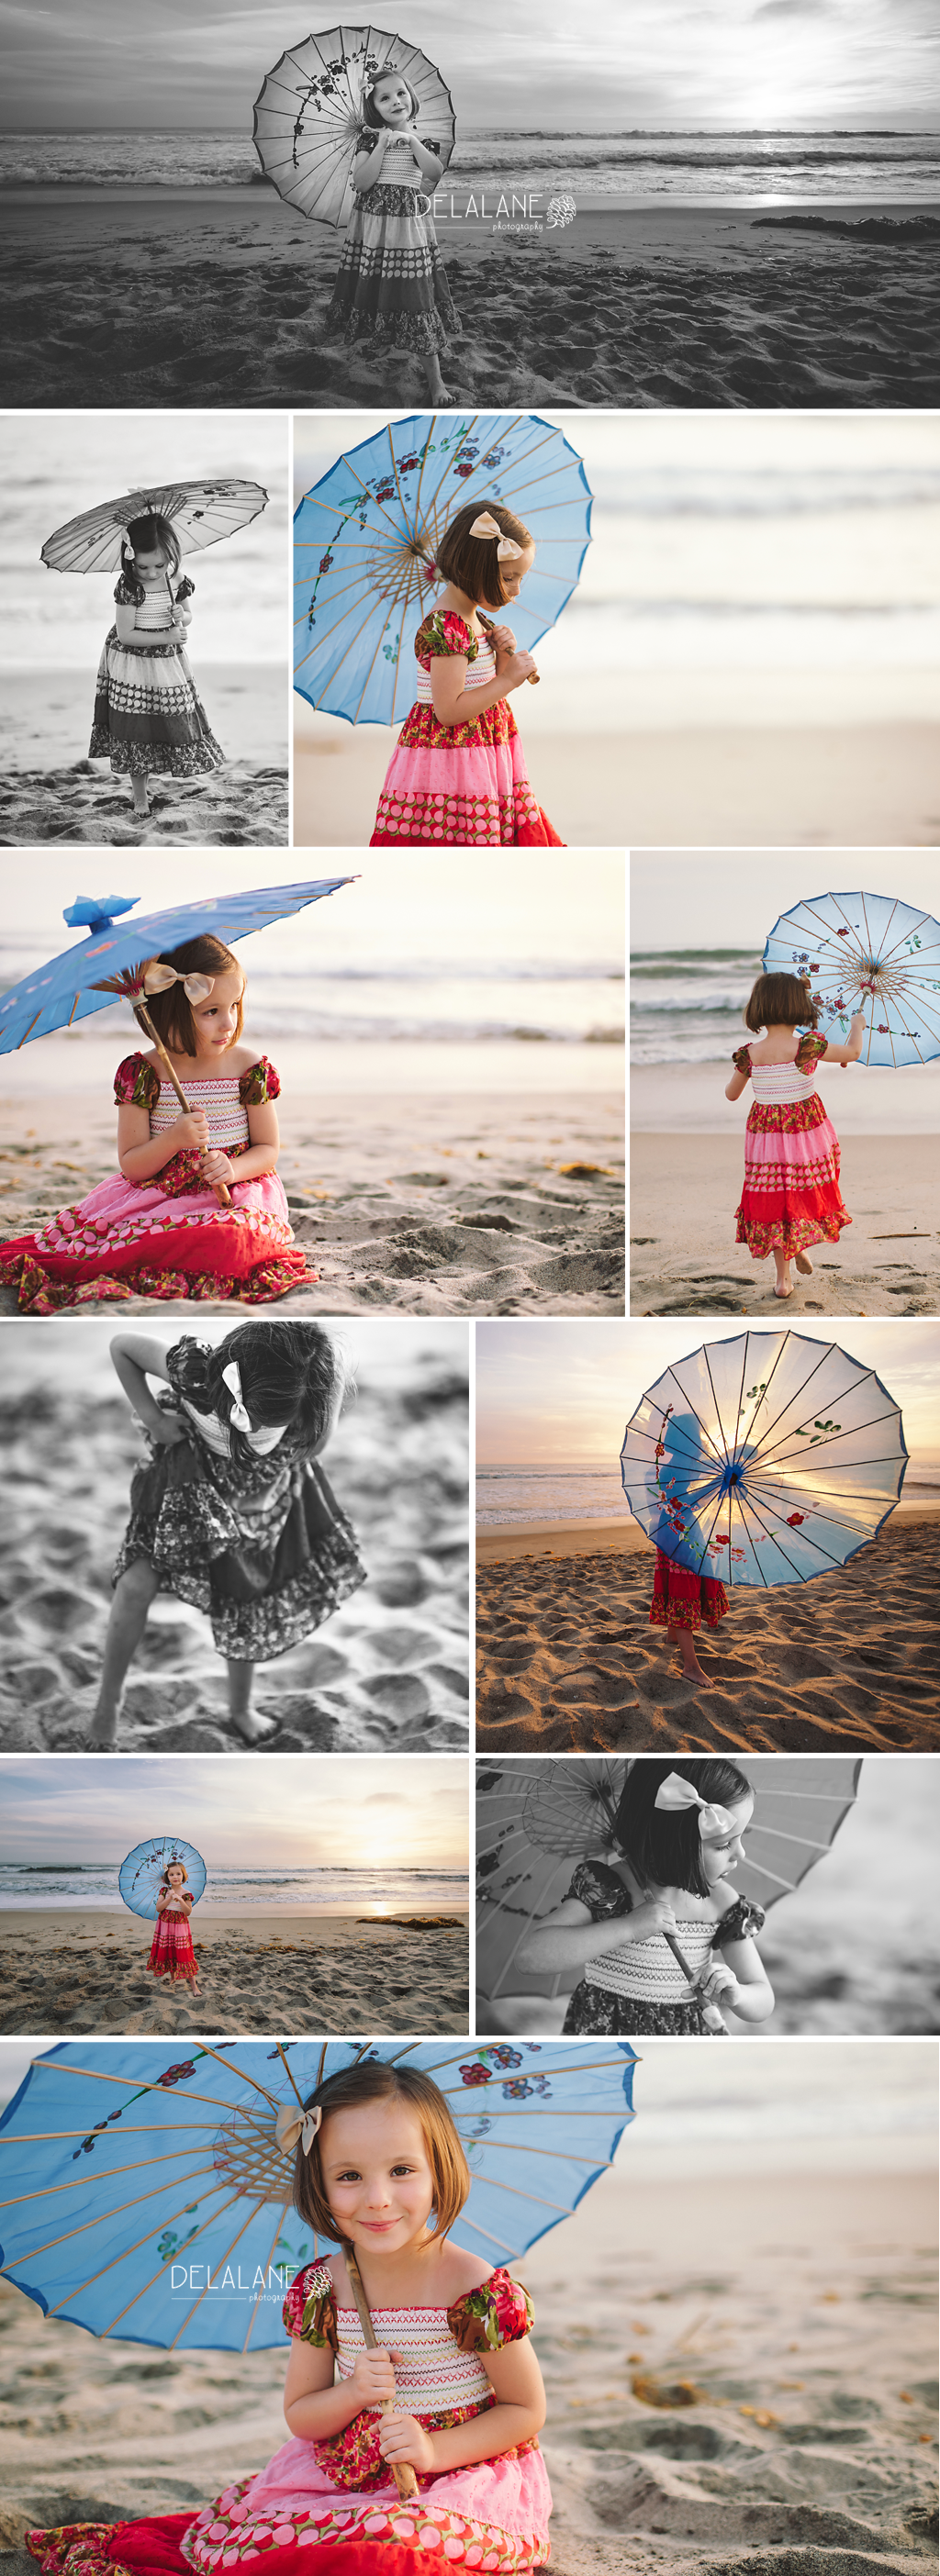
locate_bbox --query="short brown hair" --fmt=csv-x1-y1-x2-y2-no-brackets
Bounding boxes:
292,2061,470,2244
134,934,245,1056
744,971,818,1033
435,499,533,609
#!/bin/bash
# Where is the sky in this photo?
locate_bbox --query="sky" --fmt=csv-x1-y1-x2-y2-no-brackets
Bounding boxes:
631,853,940,952
475,1316,940,1467
3,0,938,131
0,1755,469,1869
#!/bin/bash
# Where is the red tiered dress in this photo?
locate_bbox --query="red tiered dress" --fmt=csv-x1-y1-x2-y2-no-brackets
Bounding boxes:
649,1554,728,1634
146,1898,198,1986
27,2262,552,2576
733,1031,852,1262
0,1054,308,1313
370,609,563,847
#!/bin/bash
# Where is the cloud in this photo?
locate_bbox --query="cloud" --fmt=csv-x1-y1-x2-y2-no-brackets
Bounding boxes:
754,1,835,13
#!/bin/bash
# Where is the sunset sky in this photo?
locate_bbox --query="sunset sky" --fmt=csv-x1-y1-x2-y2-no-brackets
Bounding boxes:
475,1317,940,1469
4,0,936,130
0,1755,469,1870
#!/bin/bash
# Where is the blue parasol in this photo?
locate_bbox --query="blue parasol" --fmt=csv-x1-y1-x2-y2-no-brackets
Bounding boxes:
762,887,940,1067
620,1329,906,1589
0,883,354,1054
0,2039,636,2353
118,1837,207,1924
294,411,592,726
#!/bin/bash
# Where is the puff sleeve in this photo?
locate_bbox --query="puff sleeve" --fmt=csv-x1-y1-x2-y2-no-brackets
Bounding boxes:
795,1030,827,1072
731,1044,753,1076
447,2267,534,2354
113,574,137,607
713,1894,766,1946
114,1053,160,1110
563,1858,632,1922
283,2259,339,2353
238,1054,281,1108
416,609,477,665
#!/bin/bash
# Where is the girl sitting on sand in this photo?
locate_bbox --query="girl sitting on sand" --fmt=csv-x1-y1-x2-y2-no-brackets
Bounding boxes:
519,1759,773,2037
370,503,563,847
0,934,309,1312
27,2059,552,2576
146,1858,199,1987
727,970,863,1300
326,67,456,402
87,1319,365,1748
89,512,224,819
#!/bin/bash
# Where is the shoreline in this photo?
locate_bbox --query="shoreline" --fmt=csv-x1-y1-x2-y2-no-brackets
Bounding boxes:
0,1903,469,1926
476,1491,939,1564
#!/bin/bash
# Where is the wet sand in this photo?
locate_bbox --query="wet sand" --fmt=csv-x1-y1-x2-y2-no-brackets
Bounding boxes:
630,1134,940,1317
0,1908,469,2039
3,194,936,409
475,1511,940,1753
0,1085,624,1320
0,2164,934,2576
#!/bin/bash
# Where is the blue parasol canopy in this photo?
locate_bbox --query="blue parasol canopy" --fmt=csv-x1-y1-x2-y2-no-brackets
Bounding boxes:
762,887,940,1067
621,1329,906,1589
118,1837,207,1924
0,2039,636,2352
294,411,592,726
0,882,354,1054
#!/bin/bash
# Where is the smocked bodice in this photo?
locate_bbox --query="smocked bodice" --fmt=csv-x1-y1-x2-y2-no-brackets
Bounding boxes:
733,1033,826,1107
567,1859,765,2003
149,1072,251,1152
333,2305,493,2418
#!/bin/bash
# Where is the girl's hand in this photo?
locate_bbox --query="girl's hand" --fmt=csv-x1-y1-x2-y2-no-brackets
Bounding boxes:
173,1110,210,1152
490,622,518,655
201,1150,236,1185
691,1960,741,2006
629,1895,679,1942
349,2346,402,2407
151,1409,188,1449
501,649,537,692
377,2412,436,2474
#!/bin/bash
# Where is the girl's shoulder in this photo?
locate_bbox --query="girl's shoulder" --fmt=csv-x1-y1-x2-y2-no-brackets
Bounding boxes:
114,1052,160,1108
113,573,139,608
731,1043,753,1074
447,2264,534,2353
416,605,477,662
795,1028,826,1069
283,2257,337,2348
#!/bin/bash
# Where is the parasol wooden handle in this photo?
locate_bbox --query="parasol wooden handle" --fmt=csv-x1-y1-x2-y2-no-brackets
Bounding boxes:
136,1003,232,1208
476,608,540,685
344,2246,420,2503
662,1928,725,2033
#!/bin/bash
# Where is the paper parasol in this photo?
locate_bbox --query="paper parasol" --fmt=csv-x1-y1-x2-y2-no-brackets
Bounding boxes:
254,26,455,228
763,887,940,1068
118,1837,207,1924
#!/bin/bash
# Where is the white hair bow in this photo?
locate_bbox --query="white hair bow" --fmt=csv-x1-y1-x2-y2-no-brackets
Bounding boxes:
275,2102,323,2158
655,1772,738,1837
469,509,523,562
120,527,136,562
221,1359,252,1433
141,961,215,1005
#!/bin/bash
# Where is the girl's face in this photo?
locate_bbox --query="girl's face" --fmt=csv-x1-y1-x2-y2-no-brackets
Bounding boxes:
498,543,535,605
373,75,414,126
188,970,244,1058
167,1866,185,1888
131,545,173,585
321,2101,434,2253
698,1795,754,1887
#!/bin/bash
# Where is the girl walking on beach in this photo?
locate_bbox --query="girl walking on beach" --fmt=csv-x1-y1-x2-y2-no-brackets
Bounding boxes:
0,934,309,1311
519,1758,773,2037
88,1319,365,1748
146,1860,199,1987
27,2058,552,2573
370,503,563,846
326,68,456,401
727,971,862,1299
89,512,224,818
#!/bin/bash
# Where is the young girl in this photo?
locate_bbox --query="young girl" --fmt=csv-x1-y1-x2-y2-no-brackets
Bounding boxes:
727,970,863,1299
89,512,224,818
648,1410,729,1692
370,503,563,847
0,934,309,1312
146,1859,199,1987
327,68,456,402
27,2060,552,2576
87,1320,365,1748
519,1759,773,2037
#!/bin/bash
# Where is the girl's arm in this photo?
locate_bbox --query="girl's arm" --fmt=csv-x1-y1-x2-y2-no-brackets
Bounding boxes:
118,1099,211,1182
400,129,443,182
380,2336,545,2478
108,1333,186,1445
516,1889,681,1974
818,1009,865,1066
693,1895,775,2025
352,130,391,189
725,1065,749,1101
430,647,538,727
200,1097,280,1189
114,603,185,650
284,2332,406,2440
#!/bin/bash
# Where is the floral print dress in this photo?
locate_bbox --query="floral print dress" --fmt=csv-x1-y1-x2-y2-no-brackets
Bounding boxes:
114,1336,366,1662
560,1858,765,2037
733,1031,852,1261
0,1054,308,1313
326,128,458,354
90,574,224,780
28,2264,552,2576
370,608,564,846
146,1891,199,1985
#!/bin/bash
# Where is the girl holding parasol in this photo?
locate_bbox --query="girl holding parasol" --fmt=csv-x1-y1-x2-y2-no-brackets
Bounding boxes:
146,1859,200,1988
89,511,224,820
325,67,457,399
727,969,861,1299
517,1759,773,2038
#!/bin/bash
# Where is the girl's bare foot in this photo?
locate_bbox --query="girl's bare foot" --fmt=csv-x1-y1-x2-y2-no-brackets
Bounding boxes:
678,1651,716,1690
229,1708,278,1745
131,780,151,816
87,1701,119,1748
795,1252,813,1277
774,1282,794,1298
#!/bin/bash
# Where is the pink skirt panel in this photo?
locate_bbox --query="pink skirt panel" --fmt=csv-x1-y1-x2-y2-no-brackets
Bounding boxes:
371,737,562,846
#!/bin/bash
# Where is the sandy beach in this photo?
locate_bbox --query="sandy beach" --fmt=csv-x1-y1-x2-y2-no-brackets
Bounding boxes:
630,1134,940,1318
0,1323,468,1755
0,2159,934,2576
297,722,940,852
0,1077,624,1320
3,194,937,410
0,1908,469,2039
475,1508,940,1753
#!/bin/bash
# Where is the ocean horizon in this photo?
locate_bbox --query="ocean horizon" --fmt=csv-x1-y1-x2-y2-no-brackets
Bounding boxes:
0,1863,467,1912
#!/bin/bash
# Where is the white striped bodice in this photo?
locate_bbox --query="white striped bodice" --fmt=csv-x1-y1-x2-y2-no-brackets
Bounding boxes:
748,1059,820,1106
415,630,497,707
149,1073,250,1153
131,586,182,631
370,132,429,186
333,2306,492,2418
584,1921,716,2002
